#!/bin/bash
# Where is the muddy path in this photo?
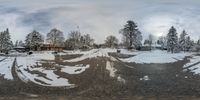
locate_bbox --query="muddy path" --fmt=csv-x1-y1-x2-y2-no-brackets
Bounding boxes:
115,56,200,97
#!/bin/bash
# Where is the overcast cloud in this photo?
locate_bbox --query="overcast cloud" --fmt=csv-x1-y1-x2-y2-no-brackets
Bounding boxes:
0,0,200,43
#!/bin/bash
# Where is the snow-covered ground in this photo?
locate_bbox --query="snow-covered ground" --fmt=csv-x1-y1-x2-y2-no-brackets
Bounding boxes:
0,57,14,80
120,50,192,64
14,51,90,87
16,51,55,68
16,65,75,87
64,49,192,64
184,55,200,74
60,64,90,74
64,48,116,62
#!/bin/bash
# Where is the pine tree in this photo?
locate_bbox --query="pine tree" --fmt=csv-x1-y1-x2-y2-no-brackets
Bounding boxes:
14,40,19,47
25,30,44,51
185,36,192,51
179,30,187,52
0,28,12,51
120,20,142,49
167,26,179,53
197,39,200,45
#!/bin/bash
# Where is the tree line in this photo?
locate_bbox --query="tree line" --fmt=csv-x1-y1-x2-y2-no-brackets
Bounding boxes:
0,20,200,53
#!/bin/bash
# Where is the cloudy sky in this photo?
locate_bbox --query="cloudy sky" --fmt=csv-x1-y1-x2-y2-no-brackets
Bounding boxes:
0,0,200,43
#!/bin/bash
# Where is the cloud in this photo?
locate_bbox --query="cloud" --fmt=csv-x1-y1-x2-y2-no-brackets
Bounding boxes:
0,0,200,43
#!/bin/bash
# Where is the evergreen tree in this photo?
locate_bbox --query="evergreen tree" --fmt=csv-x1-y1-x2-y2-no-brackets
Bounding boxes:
25,30,44,50
185,36,192,51
120,20,142,49
0,28,13,51
179,30,187,52
167,26,179,53
197,37,200,45
14,40,19,47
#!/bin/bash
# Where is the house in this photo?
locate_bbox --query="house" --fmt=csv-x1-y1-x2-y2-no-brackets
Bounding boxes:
40,44,64,52
13,46,28,52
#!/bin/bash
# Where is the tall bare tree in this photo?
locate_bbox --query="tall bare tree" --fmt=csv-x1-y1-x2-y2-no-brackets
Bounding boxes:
105,35,118,48
46,28,64,46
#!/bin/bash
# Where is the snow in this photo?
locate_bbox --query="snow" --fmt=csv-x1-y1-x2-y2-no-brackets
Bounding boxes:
60,64,90,74
121,50,191,64
31,51,55,60
119,49,139,55
14,51,74,87
184,55,200,74
15,51,90,87
106,61,117,77
16,51,55,68
117,76,125,83
16,64,74,87
64,48,116,62
140,75,150,81
0,57,14,80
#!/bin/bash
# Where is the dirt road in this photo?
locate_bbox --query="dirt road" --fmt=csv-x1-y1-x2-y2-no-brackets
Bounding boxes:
1,51,200,99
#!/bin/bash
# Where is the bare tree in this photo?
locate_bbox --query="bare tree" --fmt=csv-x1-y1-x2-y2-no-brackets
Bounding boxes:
146,34,155,50
105,35,118,48
46,28,65,46
66,31,81,49
157,36,167,50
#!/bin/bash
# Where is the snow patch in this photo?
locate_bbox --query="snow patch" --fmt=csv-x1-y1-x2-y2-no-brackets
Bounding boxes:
184,55,200,74
106,61,117,77
117,76,125,83
0,57,14,80
140,75,150,81
60,64,90,74
16,65,74,87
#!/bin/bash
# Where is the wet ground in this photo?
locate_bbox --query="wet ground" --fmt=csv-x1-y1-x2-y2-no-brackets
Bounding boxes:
1,52,200,100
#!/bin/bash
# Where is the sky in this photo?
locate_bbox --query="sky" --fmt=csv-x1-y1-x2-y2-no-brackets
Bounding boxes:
0,0,200,43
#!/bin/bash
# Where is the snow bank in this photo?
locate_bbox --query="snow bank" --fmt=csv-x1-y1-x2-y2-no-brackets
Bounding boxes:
0,57,14,80
60,64,90,74
121,50,191,64
184,55,200,74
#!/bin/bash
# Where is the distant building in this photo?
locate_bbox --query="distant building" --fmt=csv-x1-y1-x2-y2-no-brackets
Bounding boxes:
13,46,28,52
40,44,64,52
